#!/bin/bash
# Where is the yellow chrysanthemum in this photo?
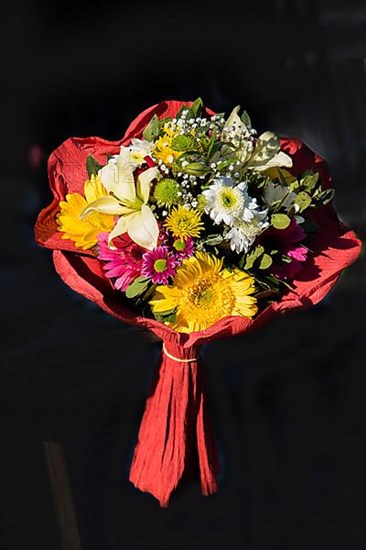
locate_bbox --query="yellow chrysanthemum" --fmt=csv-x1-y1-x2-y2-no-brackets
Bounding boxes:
165,205,204,239
150,251,258,333
57,175,115,249
153,124,183,167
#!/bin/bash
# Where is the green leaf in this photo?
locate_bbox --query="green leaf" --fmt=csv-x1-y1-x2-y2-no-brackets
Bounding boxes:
191,97,203,117
203,234,224,246
271,213,291,229
243,245,264,269
240,110,251,127
207,126,217,158
300,172,319,192
176,105,194,120
86,155,103,177
295,191,312,212
259,254,273,270
217,158,236,172
125,277,150,299
154,308,177,324
316,189,335,205
142,114,160,142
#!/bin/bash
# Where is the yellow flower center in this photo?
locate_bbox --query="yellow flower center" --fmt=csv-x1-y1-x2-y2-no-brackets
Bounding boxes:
173,239,186,251
182,274,235,325
221,189,238,208
154,259,168,272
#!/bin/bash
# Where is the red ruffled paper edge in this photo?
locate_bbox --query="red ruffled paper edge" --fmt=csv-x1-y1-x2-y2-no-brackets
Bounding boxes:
35,100,362,348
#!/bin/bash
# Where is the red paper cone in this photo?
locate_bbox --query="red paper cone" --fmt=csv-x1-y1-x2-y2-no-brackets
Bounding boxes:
129,342,219,507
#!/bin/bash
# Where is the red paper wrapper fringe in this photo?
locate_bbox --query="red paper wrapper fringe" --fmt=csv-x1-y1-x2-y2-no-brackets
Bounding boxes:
129,342,219,507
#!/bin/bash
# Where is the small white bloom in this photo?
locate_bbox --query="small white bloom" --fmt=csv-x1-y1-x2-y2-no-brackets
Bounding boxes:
227,211,269,254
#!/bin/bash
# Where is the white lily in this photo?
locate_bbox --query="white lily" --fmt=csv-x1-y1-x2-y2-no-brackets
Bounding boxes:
80,147,160,250
129,139,154,166
246,131,293,172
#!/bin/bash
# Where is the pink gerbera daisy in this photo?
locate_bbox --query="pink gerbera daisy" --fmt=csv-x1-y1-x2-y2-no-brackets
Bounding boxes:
97,232,145,291
141,246,177,284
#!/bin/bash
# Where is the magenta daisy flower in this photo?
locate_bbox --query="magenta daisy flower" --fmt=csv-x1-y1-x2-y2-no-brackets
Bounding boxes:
141,246,177,284
172,237,195,261
97,232,145,291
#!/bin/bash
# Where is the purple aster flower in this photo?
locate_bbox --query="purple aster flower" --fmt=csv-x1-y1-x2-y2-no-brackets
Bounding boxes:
172,237,195,261
141,246,177,284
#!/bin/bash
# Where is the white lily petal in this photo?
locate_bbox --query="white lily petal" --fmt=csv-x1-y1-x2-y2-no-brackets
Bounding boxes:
98,163,123,197
127,204,159,250
116,147,137,203
223,106,249,136
80,196,125,218
136,167,160,204
107,215,131,248
254,151,293,171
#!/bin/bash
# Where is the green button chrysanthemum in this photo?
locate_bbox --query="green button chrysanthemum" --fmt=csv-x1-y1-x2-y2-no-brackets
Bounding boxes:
153,178,180,207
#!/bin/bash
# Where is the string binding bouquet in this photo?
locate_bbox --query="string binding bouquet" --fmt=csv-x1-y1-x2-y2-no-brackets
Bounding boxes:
35,98,361,507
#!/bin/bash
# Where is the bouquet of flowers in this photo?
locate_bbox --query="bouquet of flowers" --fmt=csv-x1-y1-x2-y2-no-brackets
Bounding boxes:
35,99,361,507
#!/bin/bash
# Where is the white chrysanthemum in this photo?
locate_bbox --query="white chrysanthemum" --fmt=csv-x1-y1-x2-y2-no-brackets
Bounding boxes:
202,177,260,226
226,210,269,254
263,181,296,211
128,139,154,166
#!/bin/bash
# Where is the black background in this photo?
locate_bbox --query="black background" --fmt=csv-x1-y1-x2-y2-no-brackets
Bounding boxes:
1,1,365,549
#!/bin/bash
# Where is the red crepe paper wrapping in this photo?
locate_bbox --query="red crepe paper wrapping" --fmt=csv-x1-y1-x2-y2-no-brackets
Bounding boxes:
35,100,362,507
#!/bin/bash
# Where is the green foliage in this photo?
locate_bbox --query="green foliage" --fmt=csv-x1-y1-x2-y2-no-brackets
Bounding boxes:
271,213,291,229
242,245,264,269
142,114,160,142
203,234,224,246
259,254,273,270
191,97,204,117
295,191,312,212
154,308,177,324
125,277,151,299
240,110,251,127
86,155,103,177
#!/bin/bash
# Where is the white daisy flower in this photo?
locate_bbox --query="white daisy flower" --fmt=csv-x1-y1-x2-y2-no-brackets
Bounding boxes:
226,210,269,254
202,176,260,226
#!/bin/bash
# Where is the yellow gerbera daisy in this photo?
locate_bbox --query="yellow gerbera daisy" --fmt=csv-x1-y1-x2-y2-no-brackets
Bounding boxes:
57,175,115,250
153,124,183,167
165,205,204,239
150,251,258,333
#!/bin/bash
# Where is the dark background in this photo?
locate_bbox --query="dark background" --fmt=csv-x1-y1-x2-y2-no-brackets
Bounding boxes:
1,1,365,549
